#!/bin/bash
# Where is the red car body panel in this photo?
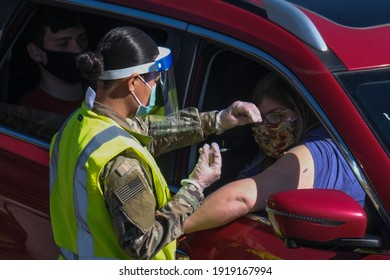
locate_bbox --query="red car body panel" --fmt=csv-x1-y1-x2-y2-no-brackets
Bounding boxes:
181,216,364,260
0,0,390,260
0,133,58,259
300,8,390,71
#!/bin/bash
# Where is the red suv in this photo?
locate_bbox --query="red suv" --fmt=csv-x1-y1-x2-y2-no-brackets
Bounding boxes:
1,0,390,259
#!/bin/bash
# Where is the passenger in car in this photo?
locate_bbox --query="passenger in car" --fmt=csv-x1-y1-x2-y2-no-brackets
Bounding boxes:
184,72,367,234
49,26,261,260
20,7,88,115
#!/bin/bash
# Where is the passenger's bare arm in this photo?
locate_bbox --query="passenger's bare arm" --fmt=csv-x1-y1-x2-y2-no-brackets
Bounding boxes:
184,144,314,234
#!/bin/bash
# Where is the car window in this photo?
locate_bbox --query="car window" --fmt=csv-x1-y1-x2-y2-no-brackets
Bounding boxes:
0,103,66,143
0,0,24,38
355,81,390,154
191,48,272,194
287,0,390,28
336,69,390,157
1,4,170,145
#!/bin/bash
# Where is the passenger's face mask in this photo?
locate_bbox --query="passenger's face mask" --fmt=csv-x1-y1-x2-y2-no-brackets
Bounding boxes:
40,48,83,83
252,120,296,158
133,76,156,117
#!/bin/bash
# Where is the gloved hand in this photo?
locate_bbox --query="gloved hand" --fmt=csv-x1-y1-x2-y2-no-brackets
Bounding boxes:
181,143,222,190
216,101,262,134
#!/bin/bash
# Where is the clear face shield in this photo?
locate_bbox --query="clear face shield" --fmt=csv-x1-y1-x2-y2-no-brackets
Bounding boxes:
99,47,178,118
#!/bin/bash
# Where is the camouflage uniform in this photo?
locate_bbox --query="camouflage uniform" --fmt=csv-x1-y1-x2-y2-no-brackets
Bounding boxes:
94,102,219,259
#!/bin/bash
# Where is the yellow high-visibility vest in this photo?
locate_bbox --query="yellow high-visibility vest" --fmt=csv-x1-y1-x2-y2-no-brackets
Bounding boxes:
49,102,176,259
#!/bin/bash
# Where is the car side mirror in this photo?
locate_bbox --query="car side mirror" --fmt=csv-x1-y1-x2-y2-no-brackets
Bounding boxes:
266,189,382,249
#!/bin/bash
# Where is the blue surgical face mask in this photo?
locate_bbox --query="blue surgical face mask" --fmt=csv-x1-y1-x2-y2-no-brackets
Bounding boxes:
133,76,156,117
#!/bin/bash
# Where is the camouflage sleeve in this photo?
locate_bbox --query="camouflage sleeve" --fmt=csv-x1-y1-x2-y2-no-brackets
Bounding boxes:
102,149,204,259
199,110,220,136
145,107,219,156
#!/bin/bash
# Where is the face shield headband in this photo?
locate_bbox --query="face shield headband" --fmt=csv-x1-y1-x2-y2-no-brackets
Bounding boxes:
99,47,172,80
99,46,178,117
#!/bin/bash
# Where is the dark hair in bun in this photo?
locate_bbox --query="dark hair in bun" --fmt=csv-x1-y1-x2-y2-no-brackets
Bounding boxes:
77,26,158,88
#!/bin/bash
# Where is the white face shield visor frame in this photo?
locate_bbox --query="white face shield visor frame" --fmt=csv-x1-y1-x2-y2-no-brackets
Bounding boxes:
100,46,178,117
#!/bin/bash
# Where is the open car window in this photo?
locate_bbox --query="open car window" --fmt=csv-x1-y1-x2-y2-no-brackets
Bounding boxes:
0,4,170,145
0,103,66,144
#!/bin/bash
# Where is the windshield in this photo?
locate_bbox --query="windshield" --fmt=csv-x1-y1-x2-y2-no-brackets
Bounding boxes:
336,68,390,156
287,0,390,28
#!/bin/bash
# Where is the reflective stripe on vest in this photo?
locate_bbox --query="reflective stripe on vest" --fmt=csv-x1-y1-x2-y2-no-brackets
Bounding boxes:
51,126,131,259
50,105,175,260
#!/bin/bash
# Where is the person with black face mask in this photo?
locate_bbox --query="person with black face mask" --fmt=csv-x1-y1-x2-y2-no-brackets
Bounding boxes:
20,7,88,115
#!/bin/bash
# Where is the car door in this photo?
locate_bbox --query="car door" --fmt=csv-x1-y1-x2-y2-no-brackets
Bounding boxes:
0,0,61,259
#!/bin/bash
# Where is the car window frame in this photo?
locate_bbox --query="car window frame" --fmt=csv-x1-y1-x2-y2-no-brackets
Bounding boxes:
185,24,385,228
0,0,25,41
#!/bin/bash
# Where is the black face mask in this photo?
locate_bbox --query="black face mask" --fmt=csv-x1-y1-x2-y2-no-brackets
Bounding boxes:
40,49,84,83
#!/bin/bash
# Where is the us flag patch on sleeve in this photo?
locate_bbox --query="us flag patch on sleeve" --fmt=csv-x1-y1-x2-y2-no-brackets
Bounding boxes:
114,175,146,205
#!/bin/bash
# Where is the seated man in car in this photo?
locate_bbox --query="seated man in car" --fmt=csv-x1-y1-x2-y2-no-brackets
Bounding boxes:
184,72,366,234
20,7,88,115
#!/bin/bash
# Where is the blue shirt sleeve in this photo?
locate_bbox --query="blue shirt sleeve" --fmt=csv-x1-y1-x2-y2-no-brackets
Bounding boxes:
303,127,366,207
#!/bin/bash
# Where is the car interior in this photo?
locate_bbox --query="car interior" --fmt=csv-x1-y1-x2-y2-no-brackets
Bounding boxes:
194,50,269,194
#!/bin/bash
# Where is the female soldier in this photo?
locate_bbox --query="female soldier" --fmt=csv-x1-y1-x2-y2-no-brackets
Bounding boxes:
49,26,261,260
